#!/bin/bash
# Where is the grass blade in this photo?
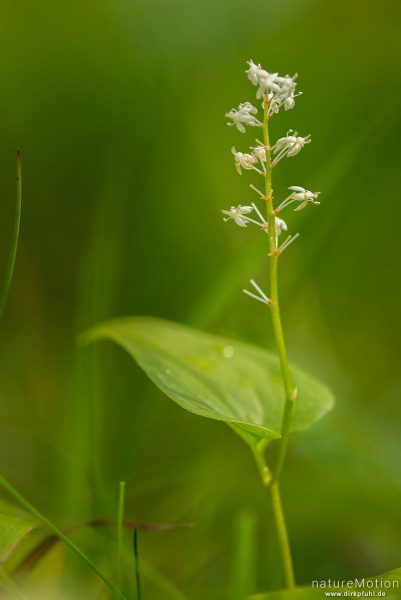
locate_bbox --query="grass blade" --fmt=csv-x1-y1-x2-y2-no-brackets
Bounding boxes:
0,474,126,599
16,518,192,574
133,528,142,600
0,150,22,319
116,481,126,596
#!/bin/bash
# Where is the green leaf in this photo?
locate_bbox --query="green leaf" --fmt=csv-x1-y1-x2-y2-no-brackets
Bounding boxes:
247,567,401,599
0,500,38,564
83,317,334,448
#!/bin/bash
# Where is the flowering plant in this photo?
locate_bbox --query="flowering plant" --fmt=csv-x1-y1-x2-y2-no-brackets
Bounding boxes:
223,60,326,587
85,60,335,593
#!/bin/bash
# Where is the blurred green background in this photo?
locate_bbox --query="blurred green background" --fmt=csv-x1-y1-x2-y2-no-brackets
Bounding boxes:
1,0,401,597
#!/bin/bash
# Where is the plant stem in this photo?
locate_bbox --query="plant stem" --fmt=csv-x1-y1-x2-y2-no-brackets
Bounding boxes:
263,102,296,477
262,100,296,589
0,150,22,319
269,481,295,588
0,474,126,600
116,481,126,596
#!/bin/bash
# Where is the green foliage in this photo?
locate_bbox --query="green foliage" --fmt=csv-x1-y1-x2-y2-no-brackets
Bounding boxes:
0,475,126,599
84,317,334,451
0,501,38,564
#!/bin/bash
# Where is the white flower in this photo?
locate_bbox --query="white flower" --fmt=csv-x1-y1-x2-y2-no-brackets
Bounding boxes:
276,186,320,213
246,60,264,86
284,96,295,110
274,217,288,235
256,71,281,100
231,146,258,175
268,97,282,115
225,102,261,133
288,186,320,211
246,61,301,114
222,202,287,235
275,74,297,100
222,205,254,227
243,279,271,305
246,60,280,98
286,135,310,157
272,130,311,164
251,145,266,164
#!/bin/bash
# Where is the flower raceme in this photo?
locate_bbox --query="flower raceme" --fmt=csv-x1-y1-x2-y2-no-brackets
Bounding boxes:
221,60,324,591
222,60,321,306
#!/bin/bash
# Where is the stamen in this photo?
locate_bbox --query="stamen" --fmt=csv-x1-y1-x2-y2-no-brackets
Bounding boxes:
276,195,296,212
279,232,300,253
243,289,269,304
250,184,266,198
252,166,266,176
243,216,265,227
243,278,271,305
251,203,266,224
250,279,269,300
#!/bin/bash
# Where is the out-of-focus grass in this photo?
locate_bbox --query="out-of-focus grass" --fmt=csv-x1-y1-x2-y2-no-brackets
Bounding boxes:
0,0,401,597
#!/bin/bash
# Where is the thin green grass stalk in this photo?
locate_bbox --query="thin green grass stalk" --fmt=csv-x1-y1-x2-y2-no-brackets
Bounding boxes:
133,528,142,600
262,100,296,589
0,152,26,600
0,150,22,319
0,474,126,600
116,481,126,596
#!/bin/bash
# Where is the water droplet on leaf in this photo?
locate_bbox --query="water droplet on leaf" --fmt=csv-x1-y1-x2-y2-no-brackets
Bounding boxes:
223,345,235,358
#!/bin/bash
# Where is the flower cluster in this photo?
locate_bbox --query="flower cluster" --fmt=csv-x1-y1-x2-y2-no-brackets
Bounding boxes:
246,60,301,115
222,60,321,306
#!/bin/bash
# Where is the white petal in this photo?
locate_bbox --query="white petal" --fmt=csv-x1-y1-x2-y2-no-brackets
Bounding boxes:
288,186,305,192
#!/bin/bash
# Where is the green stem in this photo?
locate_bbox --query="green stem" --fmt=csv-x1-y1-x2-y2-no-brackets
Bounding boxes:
116,481,126,595
262,100,296,588
263,103,296,477
0,474,126,600
270,481,295,589
0,150,22,319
